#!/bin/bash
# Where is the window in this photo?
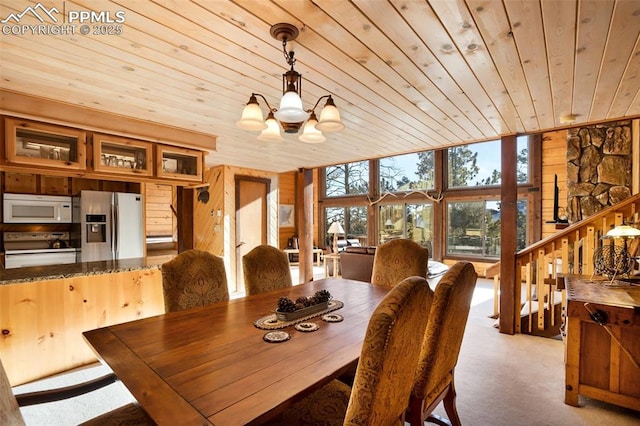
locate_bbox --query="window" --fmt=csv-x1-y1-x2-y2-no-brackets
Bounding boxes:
447,137,530,188
379,151,434,192
379,202,433,251
325,161,369,197
447,199,528,258
325,206,368,246
447,200,499,257
516,135,529,184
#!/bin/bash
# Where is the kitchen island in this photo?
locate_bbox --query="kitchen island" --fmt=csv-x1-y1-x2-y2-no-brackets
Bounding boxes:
0,257,169,386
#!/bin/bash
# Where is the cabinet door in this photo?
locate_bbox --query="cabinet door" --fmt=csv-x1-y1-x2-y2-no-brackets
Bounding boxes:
5,117,87,170
93,133,153,177
156,145,203,182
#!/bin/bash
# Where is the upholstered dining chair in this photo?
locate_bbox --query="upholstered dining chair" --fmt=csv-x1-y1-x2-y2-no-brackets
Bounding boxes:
406,261,478,426
0,357,153,426
371,238,429,287
277,276,434,425
242,245,292,295
161,249,229,313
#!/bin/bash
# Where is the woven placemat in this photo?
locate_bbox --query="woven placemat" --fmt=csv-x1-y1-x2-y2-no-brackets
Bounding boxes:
254,300,344,330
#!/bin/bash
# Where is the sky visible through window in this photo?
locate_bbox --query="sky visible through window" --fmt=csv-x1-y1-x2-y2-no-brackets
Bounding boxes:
385,137,528,187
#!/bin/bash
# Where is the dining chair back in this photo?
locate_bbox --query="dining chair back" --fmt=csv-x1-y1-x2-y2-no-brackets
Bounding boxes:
161,249,229,312
406,261,478,426
371,238,429,287
242,245,292,295
280,276,434,425
0,357,152,425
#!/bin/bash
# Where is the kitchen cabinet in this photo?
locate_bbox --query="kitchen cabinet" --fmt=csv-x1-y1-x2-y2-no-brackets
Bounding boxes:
4,117,87,170
3,116,206,185
156,145,203,182
0,266,164,386
93,133,153,177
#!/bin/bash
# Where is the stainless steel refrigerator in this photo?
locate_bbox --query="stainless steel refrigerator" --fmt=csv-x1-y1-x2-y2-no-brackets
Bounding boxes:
77,190,144,262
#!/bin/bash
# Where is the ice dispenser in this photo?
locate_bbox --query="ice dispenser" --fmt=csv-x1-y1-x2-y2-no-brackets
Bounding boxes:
85,214,107,243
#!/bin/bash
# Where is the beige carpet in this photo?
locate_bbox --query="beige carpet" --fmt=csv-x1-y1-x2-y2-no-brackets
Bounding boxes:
15,279,640,425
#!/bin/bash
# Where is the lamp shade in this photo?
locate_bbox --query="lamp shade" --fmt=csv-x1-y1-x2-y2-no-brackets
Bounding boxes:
327,221,345,235
606,225,640,238
274,91,309,123
298,112,326,143
315,97,344,132
236,97,267,131
257,112,283,142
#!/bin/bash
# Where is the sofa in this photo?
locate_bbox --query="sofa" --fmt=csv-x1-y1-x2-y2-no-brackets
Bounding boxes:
339,246,377,282
339,245,449,283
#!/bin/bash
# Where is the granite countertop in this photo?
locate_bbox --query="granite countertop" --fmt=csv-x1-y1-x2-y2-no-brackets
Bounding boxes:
0,257,164,285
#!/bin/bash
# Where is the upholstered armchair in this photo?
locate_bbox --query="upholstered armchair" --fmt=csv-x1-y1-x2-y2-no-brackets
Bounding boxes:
161,249,229,313
242,245,293,295
371,238,429,287
1,357,153,426
406,261,478,426
278,276,434,425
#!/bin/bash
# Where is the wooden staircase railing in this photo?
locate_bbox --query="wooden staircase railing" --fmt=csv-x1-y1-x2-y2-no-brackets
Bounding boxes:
495,192,640,334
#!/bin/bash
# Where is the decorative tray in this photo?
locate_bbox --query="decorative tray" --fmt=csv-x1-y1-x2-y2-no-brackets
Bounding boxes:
276,301,329,321
254,300,343,330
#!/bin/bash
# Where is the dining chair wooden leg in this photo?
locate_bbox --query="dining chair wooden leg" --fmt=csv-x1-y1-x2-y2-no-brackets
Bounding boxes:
441,375,461,426
407,376,462,426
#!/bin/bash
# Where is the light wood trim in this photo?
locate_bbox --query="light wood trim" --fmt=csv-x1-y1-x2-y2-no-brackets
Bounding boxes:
4,116,87,170
156,145,203,182
92,133,154,177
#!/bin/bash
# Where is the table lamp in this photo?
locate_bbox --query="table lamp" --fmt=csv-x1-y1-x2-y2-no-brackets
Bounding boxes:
596,224,640,280
327,221,345,254
605,224,640,240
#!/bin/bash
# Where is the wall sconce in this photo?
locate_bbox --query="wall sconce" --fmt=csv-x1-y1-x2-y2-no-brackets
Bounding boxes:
211,209,222,232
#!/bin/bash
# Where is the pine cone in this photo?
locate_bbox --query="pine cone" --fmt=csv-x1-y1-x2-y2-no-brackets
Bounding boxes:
314,290,332,303
277,297,297,312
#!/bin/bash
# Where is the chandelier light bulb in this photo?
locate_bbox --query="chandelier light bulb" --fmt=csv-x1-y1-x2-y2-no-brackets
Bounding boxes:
298,112,326,144
236,95,267,131
257,112,283,142
316,97,344,132
274,90,309,123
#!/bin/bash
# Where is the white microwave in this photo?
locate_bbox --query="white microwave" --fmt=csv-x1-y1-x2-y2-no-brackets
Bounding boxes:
3,193,73,223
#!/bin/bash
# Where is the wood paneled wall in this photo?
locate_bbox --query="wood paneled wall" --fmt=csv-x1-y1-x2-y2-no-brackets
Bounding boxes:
541,130,568,239
144,183,175,238
278,171,296,248
193,165,278,294
1,173,137,196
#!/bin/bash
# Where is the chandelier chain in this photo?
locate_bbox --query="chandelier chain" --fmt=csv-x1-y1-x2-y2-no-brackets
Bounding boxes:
281,38,296,68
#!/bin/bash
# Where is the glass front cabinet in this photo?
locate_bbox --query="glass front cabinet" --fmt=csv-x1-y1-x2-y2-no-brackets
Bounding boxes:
93,133,153,177
156,145,203,182
4,117,87,170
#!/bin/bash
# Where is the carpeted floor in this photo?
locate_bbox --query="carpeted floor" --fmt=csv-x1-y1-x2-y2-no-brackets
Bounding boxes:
14,278,640,425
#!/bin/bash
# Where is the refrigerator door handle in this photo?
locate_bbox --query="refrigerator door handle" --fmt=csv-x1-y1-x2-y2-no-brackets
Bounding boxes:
112,194,118,260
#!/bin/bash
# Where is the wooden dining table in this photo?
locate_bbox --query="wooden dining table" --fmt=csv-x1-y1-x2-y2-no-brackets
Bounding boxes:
82,278,390,425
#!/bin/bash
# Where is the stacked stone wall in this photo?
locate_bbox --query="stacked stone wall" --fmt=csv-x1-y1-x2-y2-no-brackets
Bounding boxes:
566,120,632,222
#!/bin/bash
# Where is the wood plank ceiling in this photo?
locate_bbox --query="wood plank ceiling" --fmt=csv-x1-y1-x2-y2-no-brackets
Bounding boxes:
1,0,639,173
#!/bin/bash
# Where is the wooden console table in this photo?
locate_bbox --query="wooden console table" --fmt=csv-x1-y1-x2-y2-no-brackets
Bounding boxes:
323,253,340,278
283,248,323,267
564,276,640,411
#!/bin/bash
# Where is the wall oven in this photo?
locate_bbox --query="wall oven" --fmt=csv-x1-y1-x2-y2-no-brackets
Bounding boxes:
3,193,72,223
